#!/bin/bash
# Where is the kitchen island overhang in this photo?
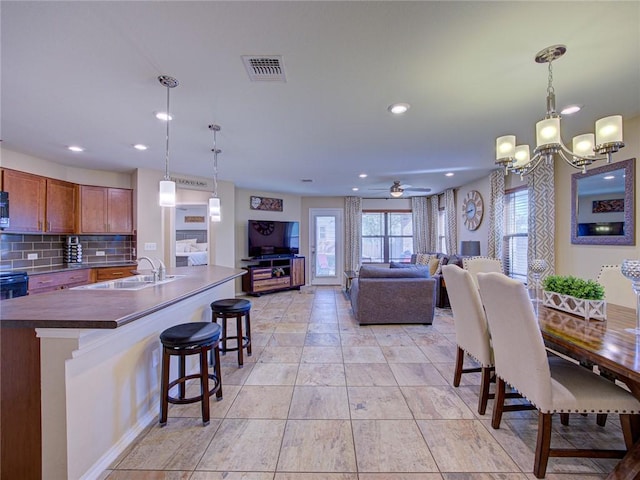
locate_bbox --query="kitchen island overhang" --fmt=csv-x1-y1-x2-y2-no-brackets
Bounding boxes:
0,265,245,480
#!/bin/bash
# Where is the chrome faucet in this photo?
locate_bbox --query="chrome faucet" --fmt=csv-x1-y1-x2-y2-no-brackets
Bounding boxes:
137,256,158,282
156,258,167,281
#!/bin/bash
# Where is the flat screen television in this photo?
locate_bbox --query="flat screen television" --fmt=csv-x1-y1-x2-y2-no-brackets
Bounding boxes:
248,220,300,258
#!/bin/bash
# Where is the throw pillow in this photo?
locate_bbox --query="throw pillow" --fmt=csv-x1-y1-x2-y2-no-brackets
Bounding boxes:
434,257,444,275
429,256,440,276
415,253,431,266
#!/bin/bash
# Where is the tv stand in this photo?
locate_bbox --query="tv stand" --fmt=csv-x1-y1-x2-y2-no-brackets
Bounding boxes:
242,256,305,296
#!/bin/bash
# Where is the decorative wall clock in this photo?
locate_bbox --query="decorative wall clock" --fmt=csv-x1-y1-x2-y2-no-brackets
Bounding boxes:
462,190,484,231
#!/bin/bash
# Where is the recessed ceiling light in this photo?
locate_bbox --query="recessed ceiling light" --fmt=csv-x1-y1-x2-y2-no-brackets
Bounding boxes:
445,172,454,177
133,144,148,151
155,112,172,121
388,103,410,115
561,104,582,115
68,146,84,152
603,175,615,180
359,173,368,178
352,187,359,191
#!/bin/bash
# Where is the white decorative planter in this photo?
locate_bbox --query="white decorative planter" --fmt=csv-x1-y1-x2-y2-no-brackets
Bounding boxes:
542,291,606,321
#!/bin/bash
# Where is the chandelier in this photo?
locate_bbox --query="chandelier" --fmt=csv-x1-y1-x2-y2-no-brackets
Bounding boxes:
495,45,624,176
158,75,178,207
208,124,222,222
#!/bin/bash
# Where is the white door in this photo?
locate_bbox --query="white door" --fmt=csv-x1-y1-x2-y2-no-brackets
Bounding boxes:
309,208,343,286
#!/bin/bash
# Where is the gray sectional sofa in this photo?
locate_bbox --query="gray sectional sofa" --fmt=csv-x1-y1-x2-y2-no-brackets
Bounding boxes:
349,264,436,325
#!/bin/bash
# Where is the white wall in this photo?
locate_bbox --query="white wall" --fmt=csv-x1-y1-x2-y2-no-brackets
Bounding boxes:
456,176,491,256
175,205,208,231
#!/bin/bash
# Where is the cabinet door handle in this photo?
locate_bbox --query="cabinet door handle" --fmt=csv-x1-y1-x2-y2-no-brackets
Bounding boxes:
111,272,124,276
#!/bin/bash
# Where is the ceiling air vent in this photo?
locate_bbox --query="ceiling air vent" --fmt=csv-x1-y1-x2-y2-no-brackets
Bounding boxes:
242,55,286,82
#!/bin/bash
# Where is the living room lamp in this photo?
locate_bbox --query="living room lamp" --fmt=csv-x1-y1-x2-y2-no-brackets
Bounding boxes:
495,45,624,177
208,124,222,222
158,75,178,207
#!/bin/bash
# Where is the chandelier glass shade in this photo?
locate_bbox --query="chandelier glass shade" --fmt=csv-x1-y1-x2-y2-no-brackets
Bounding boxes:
158,75,178,207
209,124,222,222
496,45,624,177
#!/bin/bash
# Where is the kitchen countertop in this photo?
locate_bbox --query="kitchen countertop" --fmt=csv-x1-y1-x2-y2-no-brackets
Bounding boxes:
10,261,139,276
0,265,245,329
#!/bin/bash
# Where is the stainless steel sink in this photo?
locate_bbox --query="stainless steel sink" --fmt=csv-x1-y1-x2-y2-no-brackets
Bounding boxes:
72,274,184,291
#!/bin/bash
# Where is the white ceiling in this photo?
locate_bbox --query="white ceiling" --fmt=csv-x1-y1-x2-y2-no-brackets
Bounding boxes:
2,1,639,198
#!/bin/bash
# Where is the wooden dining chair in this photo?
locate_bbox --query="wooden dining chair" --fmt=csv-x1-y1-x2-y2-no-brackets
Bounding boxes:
477,272,640,478
442,264,527,416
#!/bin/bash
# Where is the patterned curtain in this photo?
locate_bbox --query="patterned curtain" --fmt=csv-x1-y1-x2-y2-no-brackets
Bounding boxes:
444,188,457,254
527,162,555,284
344,196,362,273
488,170,505,259
428,195,438,252
411,196,428,254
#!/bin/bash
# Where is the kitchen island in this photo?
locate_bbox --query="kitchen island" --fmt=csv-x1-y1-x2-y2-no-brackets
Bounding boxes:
0,265,245,480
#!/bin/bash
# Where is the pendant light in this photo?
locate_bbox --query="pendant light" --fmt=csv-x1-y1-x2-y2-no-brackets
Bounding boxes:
208,124,222,222
158,75,178,207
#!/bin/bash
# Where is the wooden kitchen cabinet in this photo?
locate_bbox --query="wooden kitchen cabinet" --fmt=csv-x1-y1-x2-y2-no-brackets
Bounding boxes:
79,185,133,234
94,266,135,281
28,269,92,295
0,169,76,233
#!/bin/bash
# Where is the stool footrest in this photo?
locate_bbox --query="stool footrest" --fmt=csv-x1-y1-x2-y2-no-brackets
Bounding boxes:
219,335,251,353
166,373,222,405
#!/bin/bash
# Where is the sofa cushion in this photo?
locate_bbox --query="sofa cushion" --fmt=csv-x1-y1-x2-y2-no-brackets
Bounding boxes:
390,261,417,269
359,264,430,278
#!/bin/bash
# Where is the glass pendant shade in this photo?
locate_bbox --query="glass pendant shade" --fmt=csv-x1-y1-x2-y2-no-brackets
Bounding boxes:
536,117,561,147
159,180,176,207
513,145,530,169
496,135,516,161
572,133,595,157
209,197,221,222
595,115,623,145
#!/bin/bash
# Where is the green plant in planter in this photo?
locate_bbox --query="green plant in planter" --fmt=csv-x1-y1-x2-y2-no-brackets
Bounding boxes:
542,275,605,300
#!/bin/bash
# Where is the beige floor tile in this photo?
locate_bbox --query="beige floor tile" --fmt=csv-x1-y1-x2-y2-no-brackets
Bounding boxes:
401,385,475,419
418,343,458,363
288,385,350,419
268,332,307,346
275,322,309,333
191,473,274,480
340,332,378,346
198,419,286,471
342,346,386,363
525,474,607,480
258,346,303,363
372,331,416,346
304,332,341,346
348,386,413,419
433,362,481,386
307,323,340,333
168,384,241,419
277,419,356,472
226,385,294,418
442,474,528,479
117,418,220,470
359,475,443,480
249,332,273,347
295,363,346,386
352,419,438,472
244,362,299,385
275,474,357,480
344,363,398,386
417,419,520,472
106,472,192,479
220,363,255,385
388,363,448,386
301,345,343,363
381,346,429,363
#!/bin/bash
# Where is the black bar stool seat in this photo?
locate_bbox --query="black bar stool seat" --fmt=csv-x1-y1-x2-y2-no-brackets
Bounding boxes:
210,298,252,367
159,322,223,426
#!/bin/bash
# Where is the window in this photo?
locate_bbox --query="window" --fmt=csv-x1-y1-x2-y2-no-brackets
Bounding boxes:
362,211,413,263
438,208,447,254
503,187,528,282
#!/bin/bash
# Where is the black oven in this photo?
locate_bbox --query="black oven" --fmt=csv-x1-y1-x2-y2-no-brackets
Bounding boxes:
0,271,29,300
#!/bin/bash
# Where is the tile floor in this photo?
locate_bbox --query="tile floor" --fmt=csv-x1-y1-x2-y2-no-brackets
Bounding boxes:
102,286,626,480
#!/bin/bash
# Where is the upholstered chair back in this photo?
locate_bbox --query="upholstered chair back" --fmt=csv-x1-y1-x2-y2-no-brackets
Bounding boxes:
442,265,492,367
462,256,504,287
597,265,636,310
477,272,553,411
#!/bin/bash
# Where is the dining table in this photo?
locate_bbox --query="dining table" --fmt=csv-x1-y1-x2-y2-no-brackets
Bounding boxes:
537,302,640,480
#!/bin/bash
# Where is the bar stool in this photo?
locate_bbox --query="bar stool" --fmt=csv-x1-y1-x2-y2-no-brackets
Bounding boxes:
210,298,252,367
159,322,223,426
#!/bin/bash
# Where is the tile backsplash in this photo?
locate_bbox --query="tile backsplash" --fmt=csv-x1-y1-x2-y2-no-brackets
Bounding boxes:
0,234,135,270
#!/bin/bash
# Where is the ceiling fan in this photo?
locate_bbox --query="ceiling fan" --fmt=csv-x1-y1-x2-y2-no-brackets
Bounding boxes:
370,181,431,197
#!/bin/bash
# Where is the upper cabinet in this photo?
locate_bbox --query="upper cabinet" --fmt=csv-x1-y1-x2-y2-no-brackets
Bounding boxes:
78,185,133,234
1,169,76,233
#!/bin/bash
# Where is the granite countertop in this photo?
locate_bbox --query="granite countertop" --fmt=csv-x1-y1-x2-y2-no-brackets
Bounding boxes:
13,261,139,276
1,265,245,329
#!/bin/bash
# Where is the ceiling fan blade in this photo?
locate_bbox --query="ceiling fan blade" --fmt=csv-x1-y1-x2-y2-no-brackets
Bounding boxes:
404,187,432,192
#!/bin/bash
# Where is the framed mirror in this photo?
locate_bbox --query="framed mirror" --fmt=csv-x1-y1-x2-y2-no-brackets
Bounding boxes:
571,158,635,245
